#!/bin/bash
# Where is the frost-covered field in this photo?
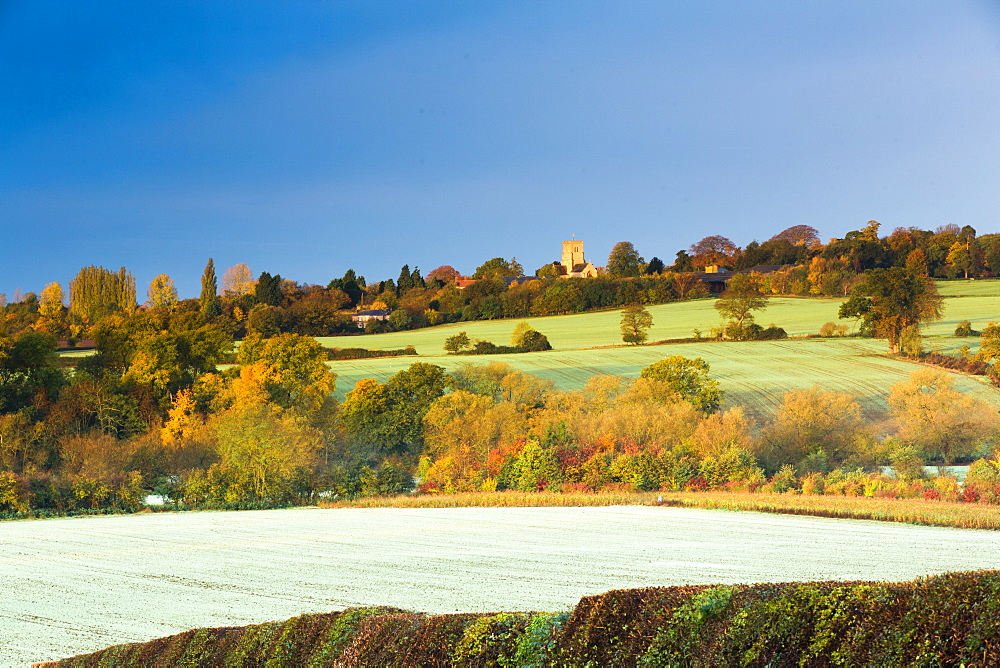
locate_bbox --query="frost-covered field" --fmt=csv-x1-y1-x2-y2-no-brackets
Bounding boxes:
6,506,1000,665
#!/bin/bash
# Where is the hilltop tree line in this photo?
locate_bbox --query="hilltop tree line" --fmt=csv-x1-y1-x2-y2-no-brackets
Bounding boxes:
5,221,996,345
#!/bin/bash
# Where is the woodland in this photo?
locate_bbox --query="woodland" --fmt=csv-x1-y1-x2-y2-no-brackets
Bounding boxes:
2,221,1000,516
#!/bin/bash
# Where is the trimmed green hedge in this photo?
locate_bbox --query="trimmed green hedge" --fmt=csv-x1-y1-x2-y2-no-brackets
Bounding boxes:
55,571,1000,666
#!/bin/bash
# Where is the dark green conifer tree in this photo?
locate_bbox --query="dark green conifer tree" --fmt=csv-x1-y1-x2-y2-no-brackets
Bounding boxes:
200,258,222,320
396,264,412,294
255,272,283,306
409,266,425,289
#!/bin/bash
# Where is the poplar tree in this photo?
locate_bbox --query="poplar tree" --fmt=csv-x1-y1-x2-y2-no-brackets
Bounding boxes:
200,258,221,320
69,266,136,323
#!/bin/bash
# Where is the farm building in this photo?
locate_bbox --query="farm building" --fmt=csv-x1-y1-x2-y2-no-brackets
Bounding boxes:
694,265,787,294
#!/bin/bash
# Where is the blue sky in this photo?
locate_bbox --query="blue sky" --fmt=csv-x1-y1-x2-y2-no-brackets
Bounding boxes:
3,1,1000,300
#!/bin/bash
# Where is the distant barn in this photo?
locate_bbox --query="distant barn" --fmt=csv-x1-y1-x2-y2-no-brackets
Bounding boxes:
694,265,787,294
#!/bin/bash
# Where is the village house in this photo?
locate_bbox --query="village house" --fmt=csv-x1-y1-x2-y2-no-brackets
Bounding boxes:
350,309,391,328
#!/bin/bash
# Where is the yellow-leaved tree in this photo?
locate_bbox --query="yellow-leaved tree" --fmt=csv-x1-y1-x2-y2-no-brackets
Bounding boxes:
162,388,202,445
888,369,997,463
147,273,178,310
234,333,337,417
210,402,321,502
221,263,255,299
39,282,65,320
758,388,867,472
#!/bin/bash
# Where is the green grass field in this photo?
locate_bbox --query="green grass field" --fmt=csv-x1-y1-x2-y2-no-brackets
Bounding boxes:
322,279,1000,352
322,280,1000,421
318,295,848,353
927,278,1000,336
327,338,1000,421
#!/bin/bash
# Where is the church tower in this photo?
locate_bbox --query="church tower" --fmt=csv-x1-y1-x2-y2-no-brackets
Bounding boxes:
562,239,585,271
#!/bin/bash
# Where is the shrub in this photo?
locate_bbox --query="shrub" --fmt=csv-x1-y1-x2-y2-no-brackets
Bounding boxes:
955,320,980,337
758,324,788,340
325,346,417,360
819,321,849,337
451,612,531,666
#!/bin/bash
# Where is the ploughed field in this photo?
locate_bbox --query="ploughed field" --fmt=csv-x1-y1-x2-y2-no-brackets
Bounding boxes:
7,506,1000,665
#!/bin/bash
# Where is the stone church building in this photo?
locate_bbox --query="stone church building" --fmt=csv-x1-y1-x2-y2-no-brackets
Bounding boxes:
559,239,599,278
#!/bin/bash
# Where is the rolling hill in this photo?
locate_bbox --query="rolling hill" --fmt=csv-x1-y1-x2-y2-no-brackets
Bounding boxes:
320,280,1000,422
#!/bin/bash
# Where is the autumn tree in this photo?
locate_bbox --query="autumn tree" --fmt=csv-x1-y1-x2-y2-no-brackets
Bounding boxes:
421,390,526,491
204,402,322,502
39,282,65,320
221,263,255,299
0,411,41,473
426,265,461,283
147,274,178,310
639,355,723,413
510,322,551,351
449,362,554,406
340,362,448,458
689,235,738,269
838,267,943,353
620,304,652,345
69,266,136,324
768,224,820,247
905,248,929,277
93,310,233,398
715,272,770,339
684,407,754,459
888,368,996,463
235,333,337,417
946,242,973,279
977,322,1000,363
199,258,221,320
282,291,348,336
606,241,645,278
161,388,202,445
759,388,867,472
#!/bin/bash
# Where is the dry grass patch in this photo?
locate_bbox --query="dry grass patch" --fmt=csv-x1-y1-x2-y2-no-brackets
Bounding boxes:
320,490,659,509
323,490,1000,530
657,492,1000,530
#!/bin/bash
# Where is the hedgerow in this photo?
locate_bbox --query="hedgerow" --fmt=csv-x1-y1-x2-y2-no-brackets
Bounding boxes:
54,570,1000,667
